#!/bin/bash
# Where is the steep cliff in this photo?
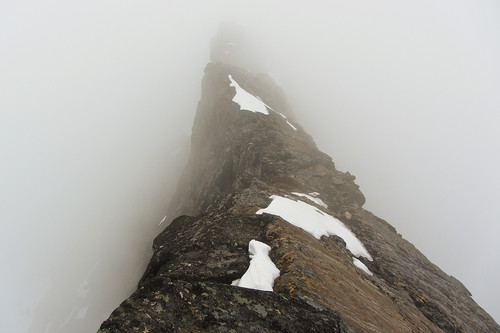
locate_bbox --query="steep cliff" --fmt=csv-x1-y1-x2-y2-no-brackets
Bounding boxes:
98,61,499,332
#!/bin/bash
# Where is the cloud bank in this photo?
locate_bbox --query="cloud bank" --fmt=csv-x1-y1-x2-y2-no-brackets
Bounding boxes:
1,1,499,331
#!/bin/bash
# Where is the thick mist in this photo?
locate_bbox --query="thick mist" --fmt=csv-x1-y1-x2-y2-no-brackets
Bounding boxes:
1,1,499,332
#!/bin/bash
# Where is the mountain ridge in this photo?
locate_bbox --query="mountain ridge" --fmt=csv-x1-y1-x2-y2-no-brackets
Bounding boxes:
99,62,499,332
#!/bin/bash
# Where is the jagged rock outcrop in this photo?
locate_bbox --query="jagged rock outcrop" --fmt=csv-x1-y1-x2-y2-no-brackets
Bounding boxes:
99,53,500,332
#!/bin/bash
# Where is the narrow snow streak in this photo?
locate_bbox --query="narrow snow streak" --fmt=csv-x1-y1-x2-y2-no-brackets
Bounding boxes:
228,75,269,115
159,215,167,226
292,192,328,208
232,240,280,292
256,195,372,260
286,120,297,131
353,257,373,276
271,107,297,131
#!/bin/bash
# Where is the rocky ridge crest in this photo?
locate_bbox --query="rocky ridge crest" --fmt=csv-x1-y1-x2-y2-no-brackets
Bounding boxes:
99,62,499,332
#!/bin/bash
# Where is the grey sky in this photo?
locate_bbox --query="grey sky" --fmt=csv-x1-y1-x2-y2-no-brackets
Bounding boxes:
1,1,499,332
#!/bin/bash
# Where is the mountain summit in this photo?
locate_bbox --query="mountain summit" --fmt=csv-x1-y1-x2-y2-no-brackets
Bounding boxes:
98,33,499,332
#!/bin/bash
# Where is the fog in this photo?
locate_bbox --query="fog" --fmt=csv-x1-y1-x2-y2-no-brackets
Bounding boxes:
1,1,499,331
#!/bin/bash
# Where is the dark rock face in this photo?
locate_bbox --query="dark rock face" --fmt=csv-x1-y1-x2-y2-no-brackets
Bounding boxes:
99,278,349,333
99,63,500,332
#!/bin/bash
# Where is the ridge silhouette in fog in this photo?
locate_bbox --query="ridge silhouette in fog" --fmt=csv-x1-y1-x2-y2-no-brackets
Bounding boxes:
1,1,499,332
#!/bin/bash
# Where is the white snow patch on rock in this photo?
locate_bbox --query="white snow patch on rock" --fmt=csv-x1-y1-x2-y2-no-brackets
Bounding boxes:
353,257,373,276
232,239,280,292
256,195,372,261
228,75,297,131
228,75,269,115
291,192,328,208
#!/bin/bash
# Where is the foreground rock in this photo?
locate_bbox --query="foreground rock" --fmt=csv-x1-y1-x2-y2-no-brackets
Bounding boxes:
99,61,499,332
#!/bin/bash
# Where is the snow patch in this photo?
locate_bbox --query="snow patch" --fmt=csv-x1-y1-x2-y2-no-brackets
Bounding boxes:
353,257,373,276
232,240,280,292
256,195,372,260
291,192,328,208
228,75,297,131
228,75,269,115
